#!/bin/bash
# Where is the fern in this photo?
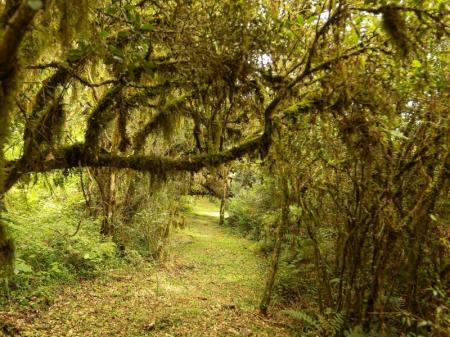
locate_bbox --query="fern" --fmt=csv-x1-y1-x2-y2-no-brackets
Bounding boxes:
345,326,380,337
285,309,346,337
328,311,345,336
285,309,320,329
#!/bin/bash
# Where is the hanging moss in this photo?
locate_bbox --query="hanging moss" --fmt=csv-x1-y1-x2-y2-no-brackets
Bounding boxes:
133,96,185,150
21,0,87,62
41,99,66,148
118,109,131,152
210,118,222,152
158,98,184,141
85,83,125,154
381,5,410,57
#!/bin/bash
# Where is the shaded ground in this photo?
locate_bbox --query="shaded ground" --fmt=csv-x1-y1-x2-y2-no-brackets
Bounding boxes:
1,199,291,337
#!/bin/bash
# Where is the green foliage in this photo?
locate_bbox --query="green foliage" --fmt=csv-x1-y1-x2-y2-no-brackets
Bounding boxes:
285,309,321,330
114,177,187,259
344,326,380,337
285,309,393,337
285,309,345,337
0,175,122,305
274,253,311,301
226,182,275,240
0,220,15,278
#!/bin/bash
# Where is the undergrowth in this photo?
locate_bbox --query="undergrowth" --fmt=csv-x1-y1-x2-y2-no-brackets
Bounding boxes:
0,176,124,307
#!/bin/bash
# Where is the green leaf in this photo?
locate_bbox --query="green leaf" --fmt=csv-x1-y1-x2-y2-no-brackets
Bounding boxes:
106,6,115,15
28,0,43,10
118,31,129,39
307,16,318,25
429,214,437,221
411,59,422,68
15,260,33,274
284,310,320,328
387,129,408,140
50,262,62,273
99,31,110,39
141,23,154,31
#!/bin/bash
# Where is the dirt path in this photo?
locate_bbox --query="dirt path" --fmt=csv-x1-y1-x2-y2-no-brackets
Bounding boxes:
3,200,291,337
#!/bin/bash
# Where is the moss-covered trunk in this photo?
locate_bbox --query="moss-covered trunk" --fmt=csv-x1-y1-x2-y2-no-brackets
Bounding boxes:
259,177,289,315
0,196,14,277
259,207,288,315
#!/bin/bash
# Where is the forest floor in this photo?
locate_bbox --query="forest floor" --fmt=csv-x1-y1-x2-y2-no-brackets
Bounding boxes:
1,199,292,337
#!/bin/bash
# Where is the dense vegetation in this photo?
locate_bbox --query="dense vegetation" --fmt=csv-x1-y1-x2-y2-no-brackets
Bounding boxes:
0,0,448,336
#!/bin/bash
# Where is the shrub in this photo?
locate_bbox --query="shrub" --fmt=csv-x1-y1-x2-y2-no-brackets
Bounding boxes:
0,177,122,305
226,182,273,240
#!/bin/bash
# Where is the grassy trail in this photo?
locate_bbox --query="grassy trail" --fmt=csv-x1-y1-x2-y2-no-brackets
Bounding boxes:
3,199,290,337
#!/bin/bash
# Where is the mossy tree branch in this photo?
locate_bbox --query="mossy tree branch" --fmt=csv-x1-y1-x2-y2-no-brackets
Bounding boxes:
3,134,262,192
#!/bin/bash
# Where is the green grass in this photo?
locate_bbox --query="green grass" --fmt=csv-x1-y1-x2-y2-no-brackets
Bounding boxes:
172,207,266,308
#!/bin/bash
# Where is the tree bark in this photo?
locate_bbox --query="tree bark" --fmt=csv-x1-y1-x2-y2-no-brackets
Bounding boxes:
219,168,230,226
259,177,289,315
0,197,14,277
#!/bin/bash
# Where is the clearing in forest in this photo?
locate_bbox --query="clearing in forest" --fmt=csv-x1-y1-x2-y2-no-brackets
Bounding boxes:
1,199,291,337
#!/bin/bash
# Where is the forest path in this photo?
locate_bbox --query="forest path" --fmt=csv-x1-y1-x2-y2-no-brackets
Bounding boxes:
10,199,291,337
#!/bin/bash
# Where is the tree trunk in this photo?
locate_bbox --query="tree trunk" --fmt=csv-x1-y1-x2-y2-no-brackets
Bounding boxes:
260,178,289,315
259,218,284,315
100,169,116,237
218,166,230,226
219,176,228,226
0,196,14,277
99,118,121,239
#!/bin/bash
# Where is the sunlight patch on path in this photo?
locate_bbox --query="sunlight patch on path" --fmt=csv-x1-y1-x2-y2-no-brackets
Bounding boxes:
190,197,229,218
194,209,222,217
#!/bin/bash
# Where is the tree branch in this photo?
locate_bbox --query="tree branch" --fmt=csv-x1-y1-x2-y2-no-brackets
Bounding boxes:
27,63,118,88
4,134,263,192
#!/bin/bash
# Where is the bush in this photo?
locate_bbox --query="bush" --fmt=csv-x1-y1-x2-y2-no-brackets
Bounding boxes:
0,177,122,306
226,182,274,240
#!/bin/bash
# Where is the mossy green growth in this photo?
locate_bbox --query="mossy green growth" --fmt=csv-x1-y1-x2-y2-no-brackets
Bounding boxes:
55,0,91,48
382,5,409,57
0,219,15,278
